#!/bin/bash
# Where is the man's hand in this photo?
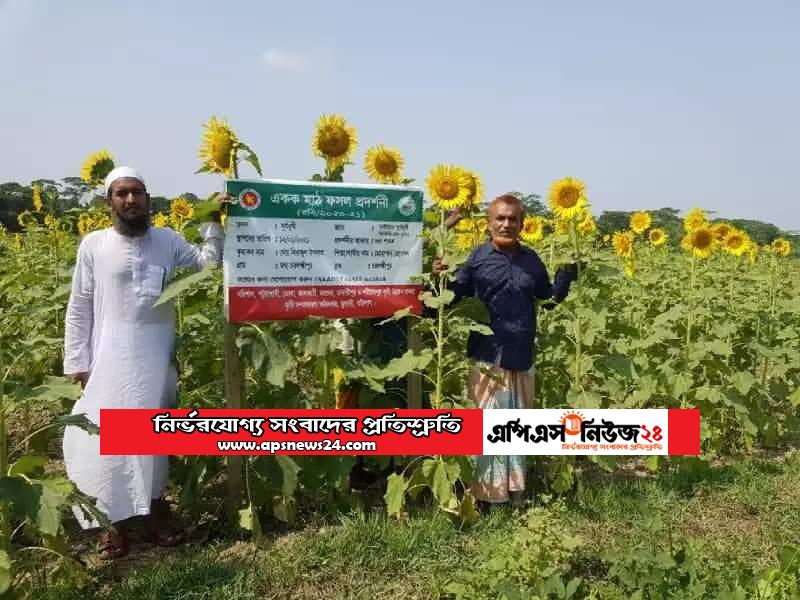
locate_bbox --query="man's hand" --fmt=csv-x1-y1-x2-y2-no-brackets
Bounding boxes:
432,256,448,275
444,207,465,229
70,372,88,389
215,193,234,206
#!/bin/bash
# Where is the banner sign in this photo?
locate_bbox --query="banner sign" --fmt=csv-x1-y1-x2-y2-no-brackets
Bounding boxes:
99,408,700,456
223,178,424,322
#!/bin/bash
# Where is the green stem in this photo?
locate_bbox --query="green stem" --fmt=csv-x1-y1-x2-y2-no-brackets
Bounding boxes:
0,335,11,556
761,258,779,385
570,222,583,386
685,255,697,358
434,210,446,409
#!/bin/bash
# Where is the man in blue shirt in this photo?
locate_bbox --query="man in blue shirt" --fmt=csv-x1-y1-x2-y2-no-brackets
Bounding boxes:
433,194,577,506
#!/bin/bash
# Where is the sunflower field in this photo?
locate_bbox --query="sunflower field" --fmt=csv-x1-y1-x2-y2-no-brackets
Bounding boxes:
1,113,799,597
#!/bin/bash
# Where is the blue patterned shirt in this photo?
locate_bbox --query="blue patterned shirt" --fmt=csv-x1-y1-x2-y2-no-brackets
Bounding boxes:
450,242,575,371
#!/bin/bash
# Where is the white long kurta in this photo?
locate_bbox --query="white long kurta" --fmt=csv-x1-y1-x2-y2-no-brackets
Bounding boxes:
63,223,223,528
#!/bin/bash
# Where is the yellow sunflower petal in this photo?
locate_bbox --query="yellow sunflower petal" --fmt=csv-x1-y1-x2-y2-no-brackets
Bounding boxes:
80,150,115,187
683,208,708,232
548,177,588,221
426,164,472,210
364,144,404,184
612,231,635,258
198,116,239,177
630,211,651,234
521,215,546,244
312,113,358,171
681,226,717,258
648,227,668,247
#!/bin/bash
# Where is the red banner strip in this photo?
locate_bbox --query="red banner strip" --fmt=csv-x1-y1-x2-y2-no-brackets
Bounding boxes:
100,409,482,456
667,408,701,455
228,284,423,322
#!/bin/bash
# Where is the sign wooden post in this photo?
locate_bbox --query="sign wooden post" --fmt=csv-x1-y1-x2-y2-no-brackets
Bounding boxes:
223,322,243,520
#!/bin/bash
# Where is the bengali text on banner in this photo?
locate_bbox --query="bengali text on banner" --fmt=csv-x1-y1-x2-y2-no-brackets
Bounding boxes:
99,409,700,456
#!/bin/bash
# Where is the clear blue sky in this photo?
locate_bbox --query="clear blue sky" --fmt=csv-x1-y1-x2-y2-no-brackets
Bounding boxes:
2,0,798,229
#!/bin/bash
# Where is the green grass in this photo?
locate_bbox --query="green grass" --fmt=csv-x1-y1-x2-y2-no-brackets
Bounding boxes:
31,452,800,599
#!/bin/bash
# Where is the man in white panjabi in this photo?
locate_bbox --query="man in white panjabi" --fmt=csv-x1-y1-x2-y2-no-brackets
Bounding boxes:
63,167,223,559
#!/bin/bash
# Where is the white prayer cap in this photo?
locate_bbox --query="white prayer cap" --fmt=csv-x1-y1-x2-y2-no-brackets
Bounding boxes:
104,166,146,195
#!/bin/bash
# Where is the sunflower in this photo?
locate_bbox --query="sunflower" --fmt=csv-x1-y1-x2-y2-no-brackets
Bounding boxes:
630,211,651,234
555,219,570,235
77,213,94,236
723,229,749,256
426,164,472,210
170,197,194,222
548,177,587,221
681,226,717,258
44,214,57,229
771,238,792,257
32,184,43,212
455,232,476,251
612,231,634,258
152,213,169,228
648,227,668,247
198,116,239,177
748,244,759,265
624,260,636,278
521,215,545,243
463,170,484,209
80,149,115,187
92,212,112,231
577,212,597,236
475,217,489,236
17,210,36,229
364,144,404,184
602,234,611,243
312,113,358,171
712,222,733,241
683,208,708,232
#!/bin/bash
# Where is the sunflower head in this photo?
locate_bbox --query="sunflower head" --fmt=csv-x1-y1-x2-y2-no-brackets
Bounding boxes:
712,222,733,241
684,208,708,232
555,219,570,235
80,150,115,187
630,211,651,234
152,213,170,228
520,215,545,244
170,197,194,223
17,210,37,229
648,227,668,247
548,177,587,221
612,231,635,258
577,212,597,236
771,238,792,257
455,232,476,251
426,164,472,210
312,113,358,171
463,170,485,209
198,116,239,177
681,226,717,258
77,212,93,236
364,144,404,184
723,229,749,256
32,184,43,212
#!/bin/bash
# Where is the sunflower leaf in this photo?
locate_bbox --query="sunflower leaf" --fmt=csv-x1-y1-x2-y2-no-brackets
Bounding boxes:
237,142,263,176
154,268,215,307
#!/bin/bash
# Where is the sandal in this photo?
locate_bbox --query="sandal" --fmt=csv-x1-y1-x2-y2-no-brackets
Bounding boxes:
145,526,184,547
98,527,129,560
145,499,185,547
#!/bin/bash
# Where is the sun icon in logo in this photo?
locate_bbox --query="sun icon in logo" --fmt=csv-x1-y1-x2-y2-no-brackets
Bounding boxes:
238,189,261,210
561,411,585,436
